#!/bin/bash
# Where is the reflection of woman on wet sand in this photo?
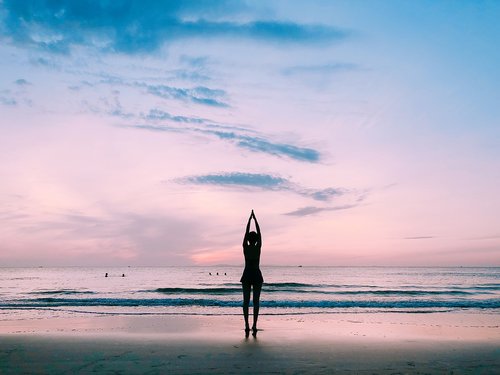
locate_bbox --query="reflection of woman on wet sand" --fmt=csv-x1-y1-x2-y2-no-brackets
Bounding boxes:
241,210,263,337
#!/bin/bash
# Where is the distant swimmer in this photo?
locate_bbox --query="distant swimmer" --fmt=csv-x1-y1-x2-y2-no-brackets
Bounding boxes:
105,273,108,277
241,210,263,337
217,272,219,276
209,272,212,275
122,274,125,277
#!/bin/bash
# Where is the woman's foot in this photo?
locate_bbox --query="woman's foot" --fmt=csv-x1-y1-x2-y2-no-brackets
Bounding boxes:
251,326,257,337
245,326,250,337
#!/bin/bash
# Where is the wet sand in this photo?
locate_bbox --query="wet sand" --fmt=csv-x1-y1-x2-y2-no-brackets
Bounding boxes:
1,313,499,374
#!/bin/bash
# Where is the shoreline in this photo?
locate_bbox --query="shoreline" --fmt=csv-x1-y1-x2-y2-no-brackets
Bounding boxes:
1,312,499,374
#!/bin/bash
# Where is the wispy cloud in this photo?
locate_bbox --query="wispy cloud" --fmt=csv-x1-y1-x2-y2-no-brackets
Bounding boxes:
142,109,257,134
91,73,229,108
82,92,135,119
176,172,366,217
282,62,358,76
130,121,320,163
29,57,60,69
176,172,343,201
284,205,358,217
230,133,320,162
181,55,209,68
0,81,34,107
0,87,27,106
141,83,228,107
129,108,320,162
80,83,320,161
1,0,349,54
183,173,288,189
0,96,17,106
143,109,206,125
14,78,31,86
404,236,435,240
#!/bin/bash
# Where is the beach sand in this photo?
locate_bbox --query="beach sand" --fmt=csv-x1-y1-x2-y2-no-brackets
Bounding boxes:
1,312,499,374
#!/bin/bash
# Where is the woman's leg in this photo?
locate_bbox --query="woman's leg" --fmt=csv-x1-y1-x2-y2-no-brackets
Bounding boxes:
252,283,262,335
242,282,251,332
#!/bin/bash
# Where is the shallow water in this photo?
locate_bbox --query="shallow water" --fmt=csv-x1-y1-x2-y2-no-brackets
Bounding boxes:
0,266,499,318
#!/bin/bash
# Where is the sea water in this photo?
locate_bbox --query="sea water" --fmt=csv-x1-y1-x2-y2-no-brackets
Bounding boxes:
0,267,499,319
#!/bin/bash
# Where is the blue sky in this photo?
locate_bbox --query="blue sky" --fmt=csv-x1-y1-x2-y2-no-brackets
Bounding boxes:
0,0,499,266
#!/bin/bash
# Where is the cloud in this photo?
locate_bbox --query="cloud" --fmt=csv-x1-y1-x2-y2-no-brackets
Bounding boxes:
143,108,206,124
182,172,287,189
92,73,229,107
309,188,343,201
404,236,435,240
284,205,358,217
82,92,135,119
176,172,343,201
129,109,320,162
14,78,31,86
0,96,17,106
29,56,60,69
85,94,320,162
141,109,259,136
0,0,349,54
142,109,256,134
141,83,228,107
0,87,34,107
282,62,358,76
180,55,209,68
130,121,320,162
230,133,320,162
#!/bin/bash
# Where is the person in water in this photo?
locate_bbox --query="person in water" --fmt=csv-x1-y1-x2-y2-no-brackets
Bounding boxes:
240,209,263,337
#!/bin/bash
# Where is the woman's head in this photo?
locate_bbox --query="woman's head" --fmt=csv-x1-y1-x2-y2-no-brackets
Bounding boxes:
247,231,259,245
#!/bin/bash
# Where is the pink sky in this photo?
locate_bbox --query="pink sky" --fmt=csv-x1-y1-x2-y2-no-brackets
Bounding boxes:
1,1,499,266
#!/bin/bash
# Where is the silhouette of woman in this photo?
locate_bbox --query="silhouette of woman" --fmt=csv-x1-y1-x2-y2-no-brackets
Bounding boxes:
240,210,263,337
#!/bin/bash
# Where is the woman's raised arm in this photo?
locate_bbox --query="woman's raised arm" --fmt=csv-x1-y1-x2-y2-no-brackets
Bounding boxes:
252,210,262,245
242,211,252,246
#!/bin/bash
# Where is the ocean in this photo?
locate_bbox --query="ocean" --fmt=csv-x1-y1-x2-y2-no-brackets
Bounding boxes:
1,267,499,319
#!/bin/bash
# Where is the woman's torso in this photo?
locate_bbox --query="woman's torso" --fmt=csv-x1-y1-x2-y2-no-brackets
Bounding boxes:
243,245,261,270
